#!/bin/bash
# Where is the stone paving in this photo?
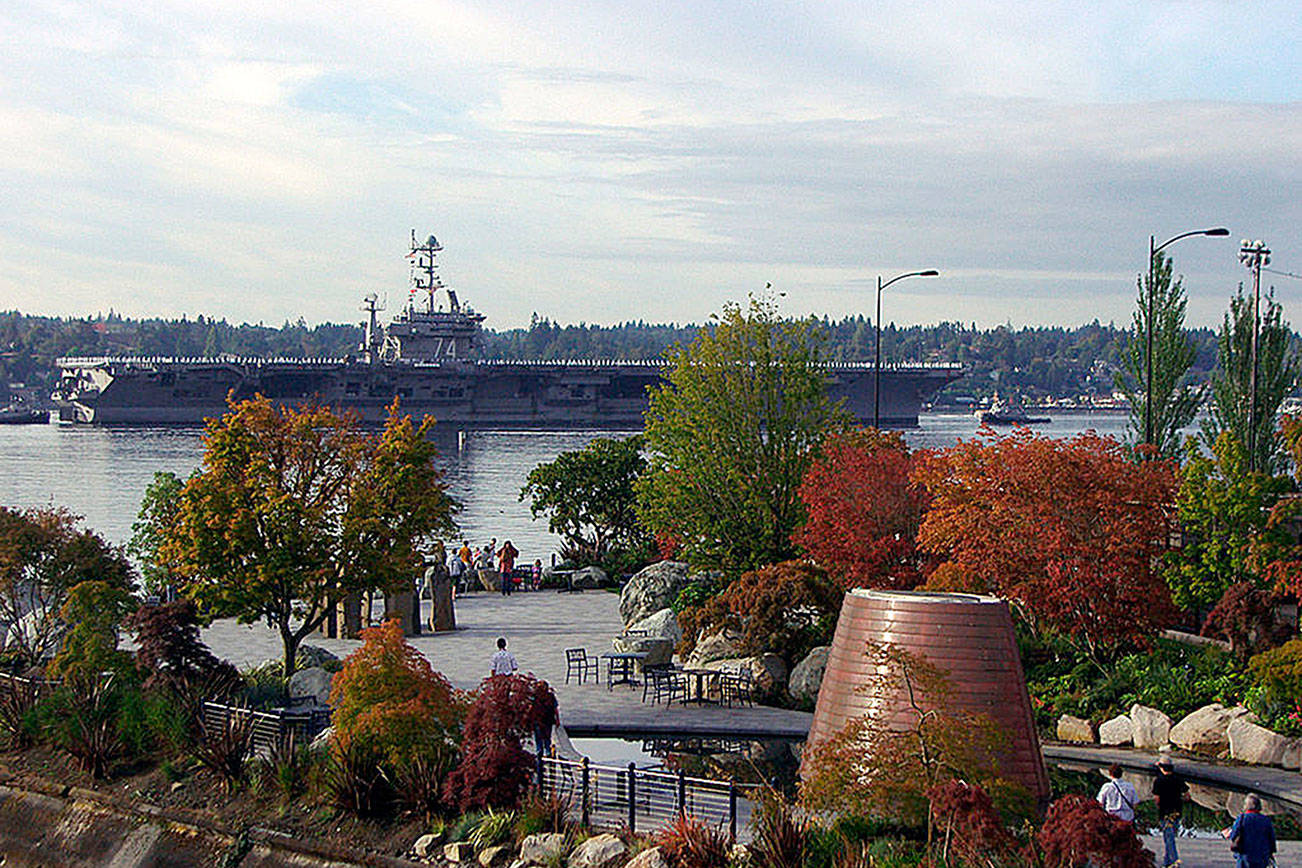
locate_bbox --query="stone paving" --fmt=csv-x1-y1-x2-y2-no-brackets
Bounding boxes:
199,585,813,739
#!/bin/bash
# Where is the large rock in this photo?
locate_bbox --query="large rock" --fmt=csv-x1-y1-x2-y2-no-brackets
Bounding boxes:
611,635,674,667
1170,704,1254,755
477,569,501,593
1098,714,1134,747
620,561,692,626
413,833,441,860
445,842,475,863
627,607,683,646
287,666,334,706
787,646,830,704
685,629,743,669
479,845,514,868
568,833,626,868
1283,739,1302,771
296,644,342,670
1130,704,1172,749
572,566,609,590
1056,715,1095,743
703,654,789,702
1228,717,1294,765
518,833,566,866
625,847,670,868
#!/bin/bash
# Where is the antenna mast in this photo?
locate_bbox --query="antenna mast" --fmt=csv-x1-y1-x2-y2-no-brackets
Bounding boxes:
409,230,454,313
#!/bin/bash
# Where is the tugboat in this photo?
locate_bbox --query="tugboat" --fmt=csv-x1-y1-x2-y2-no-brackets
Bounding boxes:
976,395,1050,426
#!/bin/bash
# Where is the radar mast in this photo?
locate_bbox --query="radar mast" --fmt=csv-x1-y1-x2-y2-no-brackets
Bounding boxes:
408,230,460,314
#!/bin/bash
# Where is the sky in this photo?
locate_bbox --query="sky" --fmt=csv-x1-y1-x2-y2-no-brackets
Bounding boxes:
0,1,1299,332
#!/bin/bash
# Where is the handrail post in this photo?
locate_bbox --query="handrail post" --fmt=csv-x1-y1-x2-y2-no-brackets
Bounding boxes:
536,753,545,793
627,762,637,834
677,769,686,817
728,782,737,843
581,757,591,829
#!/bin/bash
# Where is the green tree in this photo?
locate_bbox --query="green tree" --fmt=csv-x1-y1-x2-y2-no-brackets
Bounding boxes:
127,471,185,597
635,297,848,572
1116,252,1202,458
1205,287,1298,474
162,397,458,676
520,435,650,571
1166,433,1292,613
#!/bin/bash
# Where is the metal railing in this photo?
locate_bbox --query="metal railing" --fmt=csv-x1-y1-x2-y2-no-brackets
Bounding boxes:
201,700,331,756
536,755,742,841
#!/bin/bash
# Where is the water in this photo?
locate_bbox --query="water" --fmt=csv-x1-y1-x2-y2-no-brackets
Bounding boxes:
0,412,1133,560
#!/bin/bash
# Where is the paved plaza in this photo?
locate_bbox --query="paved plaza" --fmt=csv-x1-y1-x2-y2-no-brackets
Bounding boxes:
199,585,814,739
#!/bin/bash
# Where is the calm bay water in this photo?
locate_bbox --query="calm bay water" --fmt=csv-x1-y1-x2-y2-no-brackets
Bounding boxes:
0,412,1132,565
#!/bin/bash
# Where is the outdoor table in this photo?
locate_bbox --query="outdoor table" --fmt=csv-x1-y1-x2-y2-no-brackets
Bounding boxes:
601,651,648,690
680,668,722,705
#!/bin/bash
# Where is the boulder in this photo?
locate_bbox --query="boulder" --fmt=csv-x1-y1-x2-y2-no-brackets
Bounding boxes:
1188,782,1230,813
1228,717,1294,765
620,561,692,626
572,566,608,590
611,635,674,667
625,847,670,868
479,844,514,868
568,833,627,868
1129,704,1172,749
296,644,342,670
413,833,441,860
1170,704,1254,755
445,842,475,863
703,654,789,702
685,629,743,669
1056,715,1094,744
1283,739,1302,771
287,666,334,706
477,569,501,593
308,726,334,753
627,607,683,646
518,833,567,866
787,646,830,703
1098,714,1133,746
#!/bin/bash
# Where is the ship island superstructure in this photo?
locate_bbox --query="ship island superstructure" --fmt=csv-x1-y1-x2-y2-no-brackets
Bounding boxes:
53,233,964,428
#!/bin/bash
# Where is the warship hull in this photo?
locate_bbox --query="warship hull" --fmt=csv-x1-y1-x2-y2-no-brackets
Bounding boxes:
54,356,962,429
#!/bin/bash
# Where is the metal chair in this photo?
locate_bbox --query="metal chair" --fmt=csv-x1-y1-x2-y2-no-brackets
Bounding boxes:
721,667,754,707
565,648,599,684
642,665,686,705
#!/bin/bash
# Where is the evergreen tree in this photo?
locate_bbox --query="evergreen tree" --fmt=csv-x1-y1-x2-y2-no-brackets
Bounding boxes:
1116,252,1202,458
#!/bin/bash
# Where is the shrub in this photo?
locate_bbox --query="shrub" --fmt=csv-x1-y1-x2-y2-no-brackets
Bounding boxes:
654,814,730,868
33,678,130,779
515,791,569,838
750,795,808,868
468,809,516,851
1202,583,1292,658
257,732,314,803
323,737,392,817
1036,794,1151,868
193,705,254,793
927,780,1015,864
46,581,137,683
443,735,535,814
127,600,240,711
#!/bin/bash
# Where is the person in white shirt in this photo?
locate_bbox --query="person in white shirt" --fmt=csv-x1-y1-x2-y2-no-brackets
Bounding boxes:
1096,763,1139,823
490,636,518,677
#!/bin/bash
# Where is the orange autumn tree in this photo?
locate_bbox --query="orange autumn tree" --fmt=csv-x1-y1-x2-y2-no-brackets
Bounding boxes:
1258,414,1302,602
794,428,930,591
914,428,1178,659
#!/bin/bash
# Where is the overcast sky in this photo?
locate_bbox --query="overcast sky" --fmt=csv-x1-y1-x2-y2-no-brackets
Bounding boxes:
1,1,1298,331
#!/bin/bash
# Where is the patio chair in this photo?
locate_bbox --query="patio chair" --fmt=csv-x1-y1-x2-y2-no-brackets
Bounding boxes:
721,667,754,707
565,648,599,684
642,665,686,706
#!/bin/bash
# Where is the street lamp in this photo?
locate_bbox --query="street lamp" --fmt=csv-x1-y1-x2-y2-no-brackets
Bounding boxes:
1240,238,1272,472
875,269,939,429
1144,227,1230,452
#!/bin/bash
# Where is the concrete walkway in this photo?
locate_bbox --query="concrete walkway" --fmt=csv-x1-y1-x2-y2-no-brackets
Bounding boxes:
199,586,813,739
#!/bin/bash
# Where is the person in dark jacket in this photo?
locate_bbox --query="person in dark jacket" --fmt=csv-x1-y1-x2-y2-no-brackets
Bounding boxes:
1228,793,1276,868
1152,757,1188,867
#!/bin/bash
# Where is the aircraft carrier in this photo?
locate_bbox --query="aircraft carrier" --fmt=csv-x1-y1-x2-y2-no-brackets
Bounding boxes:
53,234,964,428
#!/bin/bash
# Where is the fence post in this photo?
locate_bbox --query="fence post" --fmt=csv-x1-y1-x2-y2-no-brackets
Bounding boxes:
627,763,637,834
728,782,737,843
581,757,591,829
536,754,545,792
677,769,686,817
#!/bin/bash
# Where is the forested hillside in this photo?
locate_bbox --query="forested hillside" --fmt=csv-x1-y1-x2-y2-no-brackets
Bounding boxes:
0,309,1225,406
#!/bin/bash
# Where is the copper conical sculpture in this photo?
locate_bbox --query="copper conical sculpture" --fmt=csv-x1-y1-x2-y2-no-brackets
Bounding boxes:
805,589,1050,804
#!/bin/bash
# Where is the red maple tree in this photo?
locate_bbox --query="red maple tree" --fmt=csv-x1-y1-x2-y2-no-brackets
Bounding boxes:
913,428,1178,656
794,429,930,591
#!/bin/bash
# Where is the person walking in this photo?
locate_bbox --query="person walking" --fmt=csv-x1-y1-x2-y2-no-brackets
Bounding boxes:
490,637,518,677
1096,764,1138,823
446,546,465,597
1152,757,1189,867
498,540,519,595
1227,793,1276,868
458,540,473,571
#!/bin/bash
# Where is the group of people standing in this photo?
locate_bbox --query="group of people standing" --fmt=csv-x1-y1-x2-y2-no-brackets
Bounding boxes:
1096,758,1276,868
445,538,542,596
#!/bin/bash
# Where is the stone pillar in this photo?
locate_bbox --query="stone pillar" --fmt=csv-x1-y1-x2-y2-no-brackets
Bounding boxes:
428,564,456,633
384,589,418,637
335,593,362,640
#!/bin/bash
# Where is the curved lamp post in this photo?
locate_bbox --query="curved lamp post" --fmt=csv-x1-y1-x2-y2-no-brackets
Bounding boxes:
1239,238,1272,472
1144,227,1230,452
875,269,939,429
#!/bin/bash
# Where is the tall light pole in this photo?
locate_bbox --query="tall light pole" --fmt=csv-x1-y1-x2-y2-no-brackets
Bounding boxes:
1144,227,1230,452
1240,239,1271,472
875,269,939,429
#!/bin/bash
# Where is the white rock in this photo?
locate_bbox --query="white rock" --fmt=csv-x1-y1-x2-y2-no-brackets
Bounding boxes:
611,635,674,667
296,644,341,669
518,833,566,866
568,833,627,868
479,844,514,868
626,608,683,646
445,842,475,863
571,566,608,590
1282,739,1302,771
625,847,670,868
287,666,334,706
702,654,789,702
788,646,830,703
309,726,334,753
620,561,691,626
1056,715,1094,743
1228,717,1293,766
1170,704,1253,755
1098,714,1133,746
1129,704,1172,749
685,629,743,669
413,833,441,859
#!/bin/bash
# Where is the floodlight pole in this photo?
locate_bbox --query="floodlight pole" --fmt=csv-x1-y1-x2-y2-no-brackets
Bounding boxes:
875,270,939,429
